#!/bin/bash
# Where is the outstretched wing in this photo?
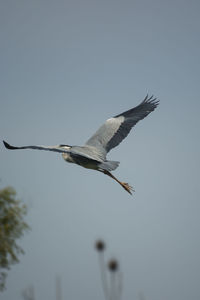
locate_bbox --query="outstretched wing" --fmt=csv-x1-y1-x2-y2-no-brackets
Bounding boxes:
3,141,71,154
85,95,159,153
3,141,105,163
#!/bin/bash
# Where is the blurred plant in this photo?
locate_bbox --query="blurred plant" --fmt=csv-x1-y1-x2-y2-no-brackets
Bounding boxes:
0,186,30,291
22,286,35,300
95,240,123,300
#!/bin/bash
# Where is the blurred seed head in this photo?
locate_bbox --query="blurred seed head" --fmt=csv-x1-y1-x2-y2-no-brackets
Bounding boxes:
108,259,119,272
95,240,105,252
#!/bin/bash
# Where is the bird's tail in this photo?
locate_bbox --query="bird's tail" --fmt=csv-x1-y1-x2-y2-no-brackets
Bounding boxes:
99,160,120,171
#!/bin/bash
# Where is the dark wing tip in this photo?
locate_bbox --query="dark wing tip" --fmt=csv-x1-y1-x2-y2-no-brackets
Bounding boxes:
142,94,160,108
114,94,159,119
3,141,16,150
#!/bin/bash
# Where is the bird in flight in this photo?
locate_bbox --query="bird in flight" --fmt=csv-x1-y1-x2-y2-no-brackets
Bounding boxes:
3,95,159,195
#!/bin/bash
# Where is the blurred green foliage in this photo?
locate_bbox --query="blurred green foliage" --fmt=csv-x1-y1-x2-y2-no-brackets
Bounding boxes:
0,186,29,291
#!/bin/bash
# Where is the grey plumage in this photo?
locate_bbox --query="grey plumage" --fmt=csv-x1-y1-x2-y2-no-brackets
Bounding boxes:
86,95,159,154
3,95,159,194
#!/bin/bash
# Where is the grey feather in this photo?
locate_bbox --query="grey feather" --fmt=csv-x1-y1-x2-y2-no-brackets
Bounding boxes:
85,95,159,153
3,141,71,153
98,160,120,171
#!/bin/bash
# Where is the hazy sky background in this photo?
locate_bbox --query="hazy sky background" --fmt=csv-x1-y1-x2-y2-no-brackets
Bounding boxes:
1,0,200,300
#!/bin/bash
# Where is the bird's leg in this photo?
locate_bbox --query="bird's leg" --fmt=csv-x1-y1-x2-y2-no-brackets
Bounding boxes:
102,170,134,195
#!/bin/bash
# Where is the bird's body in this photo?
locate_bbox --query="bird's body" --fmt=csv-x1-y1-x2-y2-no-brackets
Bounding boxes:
3,95,159,194
61,145,118,171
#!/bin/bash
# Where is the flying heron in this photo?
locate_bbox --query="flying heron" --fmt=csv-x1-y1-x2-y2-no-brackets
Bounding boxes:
3,95,159,195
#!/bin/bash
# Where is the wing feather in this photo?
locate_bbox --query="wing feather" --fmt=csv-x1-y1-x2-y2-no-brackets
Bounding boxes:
85,95,159,153
3,141,70,154
3,141,103,162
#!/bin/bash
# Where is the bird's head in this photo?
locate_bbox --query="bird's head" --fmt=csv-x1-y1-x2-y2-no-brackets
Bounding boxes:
59,144,72,149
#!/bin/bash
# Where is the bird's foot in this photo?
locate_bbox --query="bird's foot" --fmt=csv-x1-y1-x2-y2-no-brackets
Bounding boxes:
121,182,134,195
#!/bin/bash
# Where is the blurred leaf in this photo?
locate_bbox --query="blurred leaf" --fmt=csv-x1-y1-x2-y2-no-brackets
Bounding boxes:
0,186,30,291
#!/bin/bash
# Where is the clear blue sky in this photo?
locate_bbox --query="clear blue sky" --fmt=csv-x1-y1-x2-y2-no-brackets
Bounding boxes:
1,0,200,300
